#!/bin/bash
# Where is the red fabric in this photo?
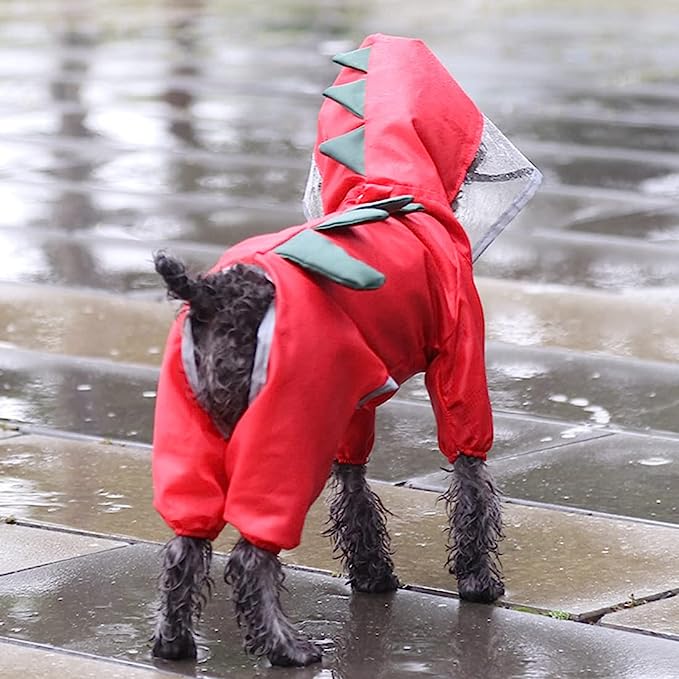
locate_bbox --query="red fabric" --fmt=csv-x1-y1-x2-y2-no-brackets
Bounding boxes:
152,34,493,552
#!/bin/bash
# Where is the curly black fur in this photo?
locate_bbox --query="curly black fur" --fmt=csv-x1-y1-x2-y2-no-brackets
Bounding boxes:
224,538,322,667
325,463,399,593
153,536,214,660
153,251,274,437
442,455,505,603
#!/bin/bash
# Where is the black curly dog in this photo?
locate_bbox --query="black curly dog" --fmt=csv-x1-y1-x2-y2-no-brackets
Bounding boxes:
151,252,504,666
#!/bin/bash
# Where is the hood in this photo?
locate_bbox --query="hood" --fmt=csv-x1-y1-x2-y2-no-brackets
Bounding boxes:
304,34,542,261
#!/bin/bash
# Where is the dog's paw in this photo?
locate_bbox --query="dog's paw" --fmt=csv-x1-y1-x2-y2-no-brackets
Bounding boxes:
152,633,197,661
268,637,323,667
351,570,400,594
457,575,505,603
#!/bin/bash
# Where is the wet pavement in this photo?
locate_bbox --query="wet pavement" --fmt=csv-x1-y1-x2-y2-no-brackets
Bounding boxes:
1,0,679,676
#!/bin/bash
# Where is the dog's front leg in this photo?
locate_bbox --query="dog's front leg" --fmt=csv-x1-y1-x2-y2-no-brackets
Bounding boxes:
224,537,322,667
153,535,213,659
325,462,399,593
444,454,505,603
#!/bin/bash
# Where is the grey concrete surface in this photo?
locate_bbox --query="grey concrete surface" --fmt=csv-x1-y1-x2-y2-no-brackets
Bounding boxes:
601,595,679,640
409,431,679,523
0,640,178,679
1,541,679,679
0,523,124,575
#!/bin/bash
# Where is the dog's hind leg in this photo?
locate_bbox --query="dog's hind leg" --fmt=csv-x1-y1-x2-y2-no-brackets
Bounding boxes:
443,454,505,603
153,535,213,660
224,538,322,667
325,462,399,593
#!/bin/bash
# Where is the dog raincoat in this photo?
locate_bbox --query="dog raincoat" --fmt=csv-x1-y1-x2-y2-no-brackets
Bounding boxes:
152,34,541,552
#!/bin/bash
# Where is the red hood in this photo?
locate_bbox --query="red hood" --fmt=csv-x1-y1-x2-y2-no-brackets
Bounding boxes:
314,34,483,219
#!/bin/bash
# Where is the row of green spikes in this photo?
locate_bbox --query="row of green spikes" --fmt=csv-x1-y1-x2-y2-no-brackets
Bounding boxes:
319,47,371,176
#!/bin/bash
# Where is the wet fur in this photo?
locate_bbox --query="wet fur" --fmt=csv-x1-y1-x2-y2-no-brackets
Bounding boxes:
443,455,505,603
152,252,505,666
224,538,322,666
153,536,213,660
325,462,399,593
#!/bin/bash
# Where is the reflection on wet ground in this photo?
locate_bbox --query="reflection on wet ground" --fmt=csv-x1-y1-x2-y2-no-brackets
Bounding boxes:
1,0,679,675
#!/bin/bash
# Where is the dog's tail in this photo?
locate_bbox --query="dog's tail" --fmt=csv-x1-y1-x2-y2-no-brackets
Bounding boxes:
154,251,220,320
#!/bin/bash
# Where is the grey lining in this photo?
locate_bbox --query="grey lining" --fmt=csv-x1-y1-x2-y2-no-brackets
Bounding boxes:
357,376,398,408
248,300,276,404
181,315,200,397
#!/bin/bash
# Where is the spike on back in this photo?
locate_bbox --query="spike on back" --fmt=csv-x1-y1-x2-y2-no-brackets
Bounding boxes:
319,125,366,176
323,79,366,119
332,46,371,73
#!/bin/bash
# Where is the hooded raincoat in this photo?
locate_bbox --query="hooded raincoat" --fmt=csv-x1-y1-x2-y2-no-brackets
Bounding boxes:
152,34,531,553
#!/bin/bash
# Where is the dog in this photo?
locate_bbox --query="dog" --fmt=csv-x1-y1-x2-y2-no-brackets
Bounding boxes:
150,33,540,667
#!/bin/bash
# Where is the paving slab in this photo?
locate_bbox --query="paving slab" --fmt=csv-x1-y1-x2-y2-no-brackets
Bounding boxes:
601,595,679,639
476,229,679,291
408,432,679,524
478,278,679,363
0,523,123,575
1,542,679,679
370,401,610,481
0,282,170,365
499,113,679,155
564,207,679,244
0,640,178,679
400,343,679,435
282,483,679,616
0,348,157,441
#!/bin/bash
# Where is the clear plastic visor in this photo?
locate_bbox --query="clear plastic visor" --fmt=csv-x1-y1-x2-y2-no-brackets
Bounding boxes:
301,115,542,262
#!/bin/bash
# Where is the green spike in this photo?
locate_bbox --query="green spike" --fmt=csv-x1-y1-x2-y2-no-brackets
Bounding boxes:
323,79,366,118
332,46,371,73
274,230,385,290
399,202,425,214
356,195,414,213
316,207,389,230
319,125,365,175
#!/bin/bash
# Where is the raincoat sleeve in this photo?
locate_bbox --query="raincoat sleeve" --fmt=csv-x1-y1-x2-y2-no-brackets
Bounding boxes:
335,407,376,465
424,278,493,462
152,309,229,541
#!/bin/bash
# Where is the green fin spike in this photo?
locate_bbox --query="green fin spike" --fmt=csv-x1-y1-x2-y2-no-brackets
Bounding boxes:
355,195,414,213
332,46,371,73
316,207,389,230
319,125,365,175
323,79,366,118
274,230,385,290
399,202,425,214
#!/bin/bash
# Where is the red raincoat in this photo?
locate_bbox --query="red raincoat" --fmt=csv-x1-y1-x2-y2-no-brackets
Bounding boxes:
152,34,493,552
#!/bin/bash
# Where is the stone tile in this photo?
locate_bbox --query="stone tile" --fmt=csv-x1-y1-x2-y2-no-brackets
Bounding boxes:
478,278,679,363
282,484,679,616
0,523,123,575
0,348,157,442
369,401,609,482
601,595,679,639
1,543,679,679
0,640,176,679
498,114,679,155
0,227,222,293
400,343,679,435
476,229,679,291
0,283,171,365
408,431,679,524
492,433,679,524
567,207,679,244
0,435,162,540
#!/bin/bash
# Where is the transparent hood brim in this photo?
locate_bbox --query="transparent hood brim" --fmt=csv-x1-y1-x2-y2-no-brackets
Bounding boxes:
301,115,543,262
453,115,542,262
